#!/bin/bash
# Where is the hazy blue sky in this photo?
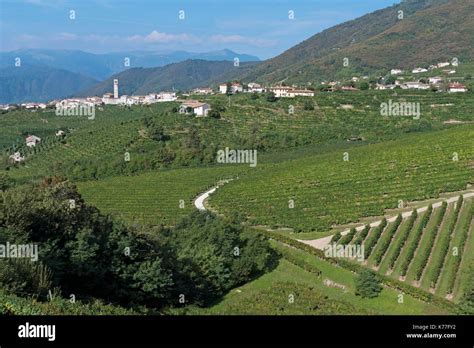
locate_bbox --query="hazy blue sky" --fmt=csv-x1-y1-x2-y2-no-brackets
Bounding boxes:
0,0,401,58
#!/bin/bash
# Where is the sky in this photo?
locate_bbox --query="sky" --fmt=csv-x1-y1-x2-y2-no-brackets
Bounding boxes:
0,0,401,59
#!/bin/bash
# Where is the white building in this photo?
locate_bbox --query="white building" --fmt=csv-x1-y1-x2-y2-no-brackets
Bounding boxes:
268,86,294,98
390,69,403,75
412,68,428,74
219,83,243,94
247,83,264,93
180,101,211,117
26,135,41,147
219,84,228,94
292,89,315,97
56,130,66,137
192,87,214,95
448,83,468,93
437,62,450,68
9,152,25,163
429,77,443,84
402,82,430,90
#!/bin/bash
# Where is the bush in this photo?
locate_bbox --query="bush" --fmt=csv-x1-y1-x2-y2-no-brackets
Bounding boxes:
355,270,382,298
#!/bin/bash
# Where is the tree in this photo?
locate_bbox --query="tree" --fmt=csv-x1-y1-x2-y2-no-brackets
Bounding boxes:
266,92,277,102
208,109,221,119
0,172,12,191
385,75,396,85
358,81,370,90
303,100,315,111
355,270,382,298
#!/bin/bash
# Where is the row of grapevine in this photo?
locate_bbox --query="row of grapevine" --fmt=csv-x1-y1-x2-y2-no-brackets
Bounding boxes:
363,218,388,260
446,200,474,294
427,196,463,289
387,210,417,270
338,227,357,245
352,225,371,245
399,205,433,277
372,214,403,267
413,202,448,281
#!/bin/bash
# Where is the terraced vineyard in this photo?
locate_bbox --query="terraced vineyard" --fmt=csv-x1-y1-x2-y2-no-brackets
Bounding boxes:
211,125,474,232
332,194,474,301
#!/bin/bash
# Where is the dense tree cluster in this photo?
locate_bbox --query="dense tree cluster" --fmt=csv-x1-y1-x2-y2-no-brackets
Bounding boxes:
0,178,275,311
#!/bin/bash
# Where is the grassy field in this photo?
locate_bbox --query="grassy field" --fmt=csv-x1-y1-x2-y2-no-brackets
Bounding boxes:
198,241,449,315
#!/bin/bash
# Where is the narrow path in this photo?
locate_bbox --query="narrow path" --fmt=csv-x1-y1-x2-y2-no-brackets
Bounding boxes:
194,179,233,211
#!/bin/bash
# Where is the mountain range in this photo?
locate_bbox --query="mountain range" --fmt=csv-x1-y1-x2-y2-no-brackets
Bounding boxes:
1,0,473,103
0,49,259,103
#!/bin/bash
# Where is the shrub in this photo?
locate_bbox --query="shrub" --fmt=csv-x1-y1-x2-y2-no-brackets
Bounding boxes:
355,269,382,298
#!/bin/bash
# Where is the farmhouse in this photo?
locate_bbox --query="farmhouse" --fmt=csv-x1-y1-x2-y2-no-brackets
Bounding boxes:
25,135,41,147
192,87,214,95
448,83,468,93
390,69,403,75
219,83,243,94
9,152,25,163
412,68,428,74
437,62,450,68
402,82,430,90
56,130,66,137
247,83,264,93
341,86,359,91
180,100,211,117
268,86,294,98
292,89,315,97
429,77,443,84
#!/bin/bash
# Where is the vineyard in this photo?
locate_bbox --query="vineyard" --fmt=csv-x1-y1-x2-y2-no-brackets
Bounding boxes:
210,125,474,232
2,90,474,183
77,165,247,226
327,194,474,301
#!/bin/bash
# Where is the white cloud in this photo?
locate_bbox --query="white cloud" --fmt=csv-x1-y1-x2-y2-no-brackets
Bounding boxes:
209,34,276,47
127,30,201,44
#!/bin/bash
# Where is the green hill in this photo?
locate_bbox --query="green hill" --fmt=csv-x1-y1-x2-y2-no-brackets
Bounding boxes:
81,59,256,96
238,0,474,83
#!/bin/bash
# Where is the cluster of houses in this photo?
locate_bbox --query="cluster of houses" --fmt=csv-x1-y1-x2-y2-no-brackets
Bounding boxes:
102,80,177,106
375,79,468,92
214,82,314,97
